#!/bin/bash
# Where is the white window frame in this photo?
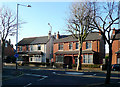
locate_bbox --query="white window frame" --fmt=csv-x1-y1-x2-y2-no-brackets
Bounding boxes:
26,45,29,51
76,42,79,50
5,43,7,47
86,41,92,49
56,55,64,63
38,45,41,50
58,43,63,50
117,58,120,64
69,42,73,50
30,45,33,51
83,54,93,64
19,46,22,52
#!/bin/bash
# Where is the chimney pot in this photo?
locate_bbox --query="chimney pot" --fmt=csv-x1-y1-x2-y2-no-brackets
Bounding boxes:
112,28,116,35
57,31,60,39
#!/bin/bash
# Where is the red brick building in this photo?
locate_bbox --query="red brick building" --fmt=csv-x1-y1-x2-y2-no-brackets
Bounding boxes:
3,39,15,61
112,29,120,64
53,32,105,67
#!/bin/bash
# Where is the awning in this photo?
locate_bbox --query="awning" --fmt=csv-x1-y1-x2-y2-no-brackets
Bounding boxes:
82,50,95,54
28,51,43,55
55,51,79,55
18,51,43,56
18,52,28,54
115,50,120,54
55,50,95,55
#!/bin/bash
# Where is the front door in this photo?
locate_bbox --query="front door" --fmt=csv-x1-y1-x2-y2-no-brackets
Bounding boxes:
64,56,72,68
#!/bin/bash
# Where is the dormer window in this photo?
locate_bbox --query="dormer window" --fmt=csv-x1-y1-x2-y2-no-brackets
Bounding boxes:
86,41,92,49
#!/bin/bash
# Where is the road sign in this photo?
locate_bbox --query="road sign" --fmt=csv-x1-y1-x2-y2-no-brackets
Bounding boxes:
14,53,19,58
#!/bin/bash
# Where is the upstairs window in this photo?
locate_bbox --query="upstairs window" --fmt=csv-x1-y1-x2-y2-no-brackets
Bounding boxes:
30,45,33,51
5,43,7,47
19,46,22,51
76,42,79,49
38,45,41,50
86,41,92,49
26,45,29,51
69,42,73,50
58,43,63,50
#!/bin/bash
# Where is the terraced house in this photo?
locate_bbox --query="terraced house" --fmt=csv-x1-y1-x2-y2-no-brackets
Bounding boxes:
17,31,55,63
112,28,120,64
53,31,105,67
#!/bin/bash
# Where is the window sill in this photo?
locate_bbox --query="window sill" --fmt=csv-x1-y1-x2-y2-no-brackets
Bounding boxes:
82,63,94,64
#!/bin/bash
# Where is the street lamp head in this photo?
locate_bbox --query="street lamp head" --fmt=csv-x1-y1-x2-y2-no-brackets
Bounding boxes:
27,5,31,7
48,23,50,25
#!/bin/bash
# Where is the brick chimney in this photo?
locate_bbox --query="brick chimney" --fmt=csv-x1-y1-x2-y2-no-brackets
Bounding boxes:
112,28,115,35
99,30,101,35
9,39,11,44
57,31,60,39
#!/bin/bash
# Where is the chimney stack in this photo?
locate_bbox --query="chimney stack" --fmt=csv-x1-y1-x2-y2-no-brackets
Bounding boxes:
9,39,11,44
57,31,60,39
99,30,101,35
112,28,116,35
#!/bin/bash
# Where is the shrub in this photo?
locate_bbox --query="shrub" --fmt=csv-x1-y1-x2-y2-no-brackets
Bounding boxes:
82,64,102,68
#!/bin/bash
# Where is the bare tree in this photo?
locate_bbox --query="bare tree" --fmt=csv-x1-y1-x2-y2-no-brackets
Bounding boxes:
90,1,119,84
0,6,17,68
67,2,94,71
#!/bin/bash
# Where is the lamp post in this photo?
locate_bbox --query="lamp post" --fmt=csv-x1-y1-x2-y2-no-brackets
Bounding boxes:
16,4,31,70
48,23,52,64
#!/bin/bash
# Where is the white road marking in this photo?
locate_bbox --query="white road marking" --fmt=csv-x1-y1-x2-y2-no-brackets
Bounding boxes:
37,76,48,81
24,83,32,87
65,72,84,75
25,73,48,81
93,74,96,76
25,74,42,77
53,72,56,74
118,82,120,83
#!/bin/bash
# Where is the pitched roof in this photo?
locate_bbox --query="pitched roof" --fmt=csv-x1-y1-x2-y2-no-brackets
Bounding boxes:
54,32,102,43
17,36,49,46
17,37,36,45
30,36,48,45
114,33,120,40
111,30,120,40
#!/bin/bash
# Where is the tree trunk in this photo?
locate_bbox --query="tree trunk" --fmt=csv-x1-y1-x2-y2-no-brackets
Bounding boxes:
105,43,112,84
76,41,82,71
79,47,82,70
2,39,5,69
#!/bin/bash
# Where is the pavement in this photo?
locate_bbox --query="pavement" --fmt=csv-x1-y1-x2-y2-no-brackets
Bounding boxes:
2,63,120,87
3,63,120,74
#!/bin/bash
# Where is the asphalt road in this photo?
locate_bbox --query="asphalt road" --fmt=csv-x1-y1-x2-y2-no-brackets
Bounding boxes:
2,68,120,87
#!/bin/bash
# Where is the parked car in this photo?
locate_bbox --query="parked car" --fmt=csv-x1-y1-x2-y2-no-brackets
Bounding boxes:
112,64,120,71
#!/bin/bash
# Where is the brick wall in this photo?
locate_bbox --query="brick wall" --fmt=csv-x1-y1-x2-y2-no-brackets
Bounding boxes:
4,42,15,57
112,40,119,64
